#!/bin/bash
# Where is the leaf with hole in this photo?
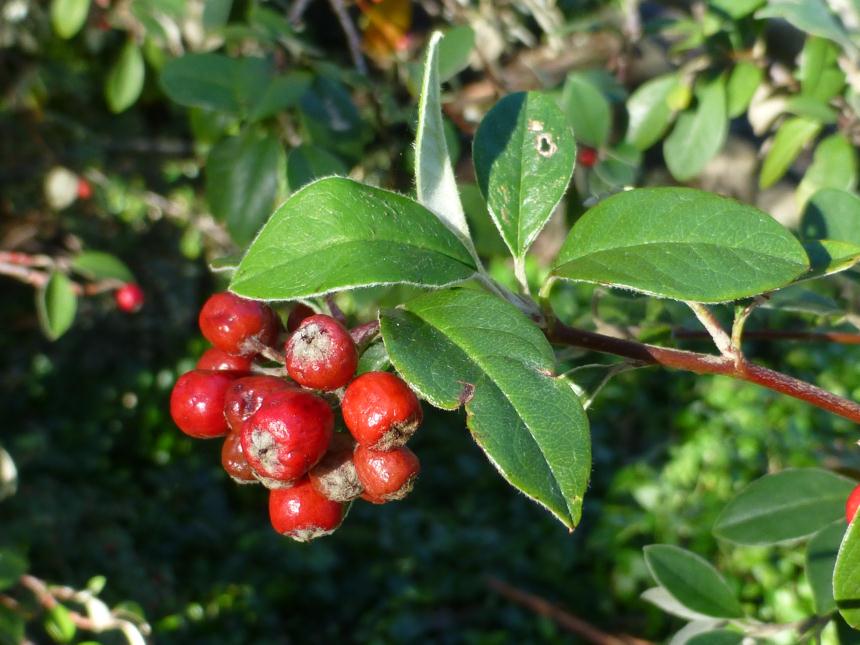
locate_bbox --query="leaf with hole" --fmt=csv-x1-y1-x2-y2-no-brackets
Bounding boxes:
552,187,809,302
473,91,575,259
231,178,477,300
713,468,855,545
644,545,744,619
380,288,590,530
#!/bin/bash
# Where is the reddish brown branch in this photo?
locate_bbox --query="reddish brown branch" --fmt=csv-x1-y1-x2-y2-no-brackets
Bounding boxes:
548,321,860,424
486,577,651,645
676,328,860,345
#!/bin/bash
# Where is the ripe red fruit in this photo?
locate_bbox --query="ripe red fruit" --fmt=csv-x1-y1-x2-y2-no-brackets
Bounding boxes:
241,390,334,485
309,433,363,502
846,483,860,524
285,314,358,391
170,369,239,439
197,347,254,372
114,283,144,313
341,371,422,450
199,292,280,357
77,178,92,200
287,303,315,333
221,431,257,484
268,477,345,541
223,375,294,433
354,444,420,502
577,147,598,168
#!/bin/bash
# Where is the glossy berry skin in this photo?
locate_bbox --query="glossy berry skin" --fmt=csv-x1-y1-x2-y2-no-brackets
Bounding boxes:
223,375,294,433
170,369,239,439
269,477,345,541
77,178,92,200
287,303,315,333
221,431,257,484
309,433,363,502
354,444,420,501
114,283,144,313
241,390,334,485
847,483,860,524
342,371,422,450
197,347,254,372
577,147,598,168
199,291,280,357
285,314,358,391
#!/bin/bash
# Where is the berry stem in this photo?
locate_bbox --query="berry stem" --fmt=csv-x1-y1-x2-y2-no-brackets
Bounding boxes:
246,338,286,364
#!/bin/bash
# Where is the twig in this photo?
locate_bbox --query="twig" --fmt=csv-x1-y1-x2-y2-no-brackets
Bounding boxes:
486,577,651,645
327,0,368,74
288,0,315,26
246,338,286,364
0,260,121,295
686,302,734,357
547,321,860,424
676,328,860,345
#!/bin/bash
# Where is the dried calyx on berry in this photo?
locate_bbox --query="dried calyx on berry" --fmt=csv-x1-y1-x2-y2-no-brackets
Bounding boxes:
170,369,243,439
285,314,358,391
354,444,420,503
269,477,345,542
199,291,280,357
342,371,422,450
309,433,363,502
240,389,334,487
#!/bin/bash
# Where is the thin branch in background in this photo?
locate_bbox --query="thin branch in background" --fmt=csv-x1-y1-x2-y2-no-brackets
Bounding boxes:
486,577,652,645
675,328,860,345
327,0,368,74
288,0,315,26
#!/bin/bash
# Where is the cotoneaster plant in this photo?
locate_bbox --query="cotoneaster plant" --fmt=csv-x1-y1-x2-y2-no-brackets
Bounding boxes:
167,32,860,636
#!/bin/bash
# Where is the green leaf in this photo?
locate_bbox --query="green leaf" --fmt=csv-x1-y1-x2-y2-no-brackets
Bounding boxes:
644,545,744,619
249,71,313,122
473,91,575,259
713,468,855,545
799,37,845,101
587,144,641,195
206,130,285,246
801,188,860,244
0,550,26,591
802,239,860,280
437,25,475,82
286,144,347,193
625,73,680,150
380,289,590,529
50,0,91,39
357,342,390,375
759,116,821,189
160,53,252,114
0,605,24,645
105,41,145,113
36,272,77,341
641,587,715,621
71,251,134,282
757,0,855,54
835,507,860,628
664,76,727,182
559,72,611,147
785,96,838,123
415,32,473,252
807,520,844,615
686,631,743,645
797,135,858,209
44,605,76,643
552,187,809,303
230,178,477,300
726,62,763,118
299,75,368,161
710,0,764,18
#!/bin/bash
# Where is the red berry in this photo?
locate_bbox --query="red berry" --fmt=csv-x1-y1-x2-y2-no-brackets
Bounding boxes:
309,433,363,502
354,444,420,502
287,303,315,333
285,314,358,391
223,375,295,433
578,147,598,168
199,292,280,357
241,389,334,485
197,347,254,372
361,491,387,505
170,369,240,439
268,477,345,541
221,431,257,484
341,371,422,450
847,483,860,524
114,283,144,313
77,178,92,200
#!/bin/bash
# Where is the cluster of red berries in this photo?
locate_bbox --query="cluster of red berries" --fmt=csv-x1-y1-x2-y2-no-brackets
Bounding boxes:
169,292,423,541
